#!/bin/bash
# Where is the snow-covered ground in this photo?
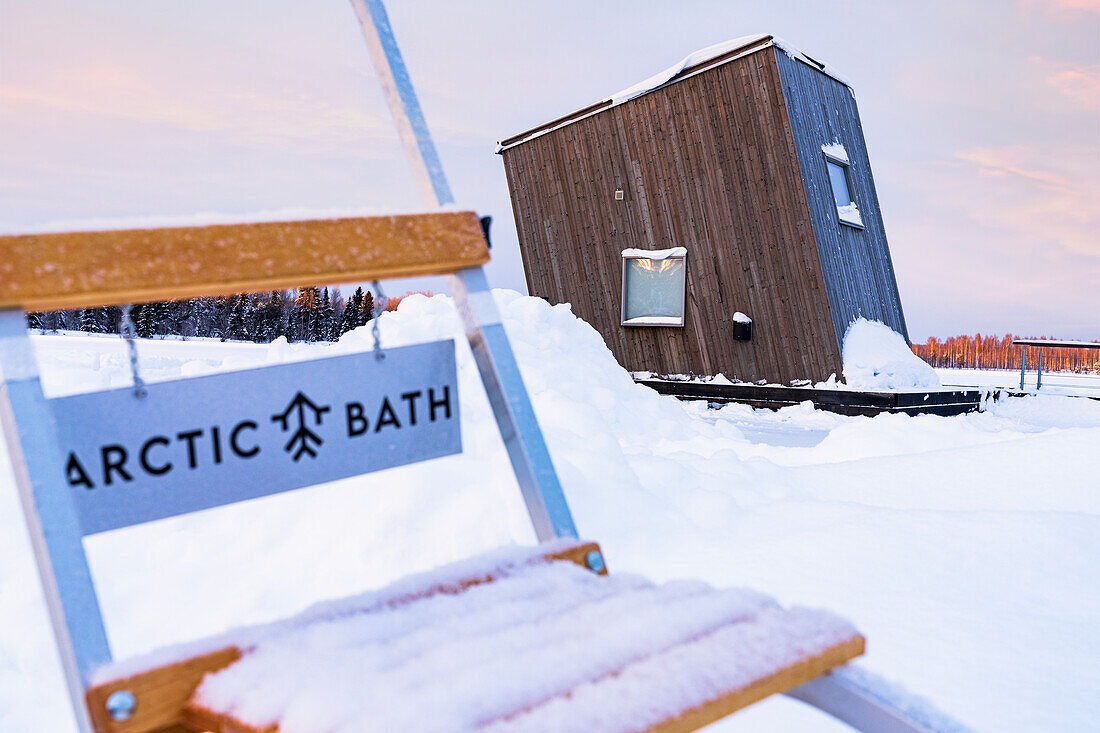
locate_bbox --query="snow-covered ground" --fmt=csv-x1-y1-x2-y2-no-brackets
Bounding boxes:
2,293,1098,732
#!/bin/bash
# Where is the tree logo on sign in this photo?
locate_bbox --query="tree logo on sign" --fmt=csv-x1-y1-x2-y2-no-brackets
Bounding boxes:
271,391,331,460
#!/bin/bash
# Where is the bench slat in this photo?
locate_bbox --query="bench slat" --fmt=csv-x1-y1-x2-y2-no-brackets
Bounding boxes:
84,542,603,733
0,211,488,310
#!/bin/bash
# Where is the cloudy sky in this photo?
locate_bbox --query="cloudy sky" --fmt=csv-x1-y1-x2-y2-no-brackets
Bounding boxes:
1,0,1097,340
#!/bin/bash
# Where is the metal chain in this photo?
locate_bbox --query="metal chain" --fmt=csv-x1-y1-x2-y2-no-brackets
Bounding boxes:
119,304,147,398
370,280,387,361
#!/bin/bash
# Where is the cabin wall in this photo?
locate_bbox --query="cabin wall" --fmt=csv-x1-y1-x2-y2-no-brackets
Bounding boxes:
501,48,842,384
774,51,910,348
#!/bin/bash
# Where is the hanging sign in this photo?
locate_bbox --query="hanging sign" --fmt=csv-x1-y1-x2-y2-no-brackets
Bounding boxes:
49,340,461,536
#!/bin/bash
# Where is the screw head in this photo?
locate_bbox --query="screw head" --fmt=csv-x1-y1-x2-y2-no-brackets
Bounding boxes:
106,690,137,721
585,550,605,574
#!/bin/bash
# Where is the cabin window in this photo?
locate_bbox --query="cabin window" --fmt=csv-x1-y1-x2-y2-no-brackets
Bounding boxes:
620,248,687,327
824,154,864,229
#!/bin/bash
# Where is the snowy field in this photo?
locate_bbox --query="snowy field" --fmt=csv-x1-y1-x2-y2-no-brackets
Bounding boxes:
2,293,1098,732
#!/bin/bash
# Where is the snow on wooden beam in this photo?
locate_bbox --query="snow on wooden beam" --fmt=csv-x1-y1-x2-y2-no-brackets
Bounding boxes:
0,211,489,311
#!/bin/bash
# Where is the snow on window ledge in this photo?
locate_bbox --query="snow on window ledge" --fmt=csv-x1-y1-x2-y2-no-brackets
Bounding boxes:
621,247,687,260
837,203,864,228
821,140,849,164
622,315,685,327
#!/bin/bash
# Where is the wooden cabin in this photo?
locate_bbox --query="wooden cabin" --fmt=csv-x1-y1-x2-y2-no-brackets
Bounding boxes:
498,34,909,384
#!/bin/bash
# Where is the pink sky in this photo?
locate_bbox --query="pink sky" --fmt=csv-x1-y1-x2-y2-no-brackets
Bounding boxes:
1,0,1097,340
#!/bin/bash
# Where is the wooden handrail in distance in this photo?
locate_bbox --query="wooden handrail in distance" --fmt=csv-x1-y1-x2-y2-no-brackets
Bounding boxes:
0,211,489,311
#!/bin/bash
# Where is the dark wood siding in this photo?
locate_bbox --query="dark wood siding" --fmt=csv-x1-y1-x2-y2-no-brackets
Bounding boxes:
502,47,843,384
774,51,909,347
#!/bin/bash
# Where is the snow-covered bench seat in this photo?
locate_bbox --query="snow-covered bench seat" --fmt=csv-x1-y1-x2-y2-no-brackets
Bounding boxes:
85,541,863,733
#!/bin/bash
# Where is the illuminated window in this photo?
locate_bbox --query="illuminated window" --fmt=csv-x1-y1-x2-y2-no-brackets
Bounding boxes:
620,248,687,327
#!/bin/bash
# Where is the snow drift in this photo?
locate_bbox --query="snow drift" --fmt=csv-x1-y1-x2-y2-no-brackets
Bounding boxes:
842,318,940,391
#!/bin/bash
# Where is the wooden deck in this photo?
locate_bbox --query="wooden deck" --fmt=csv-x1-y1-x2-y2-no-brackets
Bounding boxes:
637,379,985,416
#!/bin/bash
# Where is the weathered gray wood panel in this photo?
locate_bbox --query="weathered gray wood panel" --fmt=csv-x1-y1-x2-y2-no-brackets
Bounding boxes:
502,47,844,384
774,51,909,348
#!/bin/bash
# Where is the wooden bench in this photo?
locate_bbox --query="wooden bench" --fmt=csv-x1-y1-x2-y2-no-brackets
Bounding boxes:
83,541,864,733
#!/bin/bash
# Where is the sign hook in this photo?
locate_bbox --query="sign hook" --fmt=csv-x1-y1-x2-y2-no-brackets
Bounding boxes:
119,304,147,399
370,281,387,361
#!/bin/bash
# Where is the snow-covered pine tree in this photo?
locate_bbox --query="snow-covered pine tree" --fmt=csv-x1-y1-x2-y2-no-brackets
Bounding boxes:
256,290,283,342
361,290,375,324
339,286,365,335
293,287,320,342
135,303,157,338
104,306,122,334
42,310,62,333
242,294,262,342
225,296,249,341
79,308,105,333
152,300,171,336
25,312,44,331
312,288,334,342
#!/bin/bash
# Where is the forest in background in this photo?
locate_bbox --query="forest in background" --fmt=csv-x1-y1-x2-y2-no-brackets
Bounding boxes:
24,287,428,344
25,306,1100,375
911,334,1099,373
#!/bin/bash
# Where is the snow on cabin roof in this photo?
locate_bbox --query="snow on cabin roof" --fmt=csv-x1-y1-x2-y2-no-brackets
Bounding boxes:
498,34,851,152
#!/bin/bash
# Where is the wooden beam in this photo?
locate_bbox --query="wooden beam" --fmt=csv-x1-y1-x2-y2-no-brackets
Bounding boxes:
647,635,865,733
0,211,489,311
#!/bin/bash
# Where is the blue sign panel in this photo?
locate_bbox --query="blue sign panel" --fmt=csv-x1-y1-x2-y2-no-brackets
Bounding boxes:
50,340,461,536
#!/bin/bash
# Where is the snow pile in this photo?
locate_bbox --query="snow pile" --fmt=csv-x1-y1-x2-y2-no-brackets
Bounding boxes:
842,318,940,391
733,311,752,324
192,550,856,733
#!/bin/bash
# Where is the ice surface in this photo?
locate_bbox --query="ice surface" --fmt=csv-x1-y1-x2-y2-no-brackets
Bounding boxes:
2,292,1098,732
842,318,940,391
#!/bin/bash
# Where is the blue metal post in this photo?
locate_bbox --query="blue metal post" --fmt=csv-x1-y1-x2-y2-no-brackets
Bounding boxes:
1019,347,1026,391
0,310,108,733
348,0,577,541
349,0,454,206
1037,349,1043,391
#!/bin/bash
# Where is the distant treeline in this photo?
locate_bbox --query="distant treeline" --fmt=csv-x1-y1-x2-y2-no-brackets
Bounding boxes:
912,334,1099,373
26,287,428,343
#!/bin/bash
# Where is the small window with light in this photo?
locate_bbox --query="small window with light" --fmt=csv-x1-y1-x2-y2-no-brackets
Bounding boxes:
822,145,864,229
620,247,687,327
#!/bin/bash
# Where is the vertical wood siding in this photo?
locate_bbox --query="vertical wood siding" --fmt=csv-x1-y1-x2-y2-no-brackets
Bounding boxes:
773,51,910,348
501,48,843,384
